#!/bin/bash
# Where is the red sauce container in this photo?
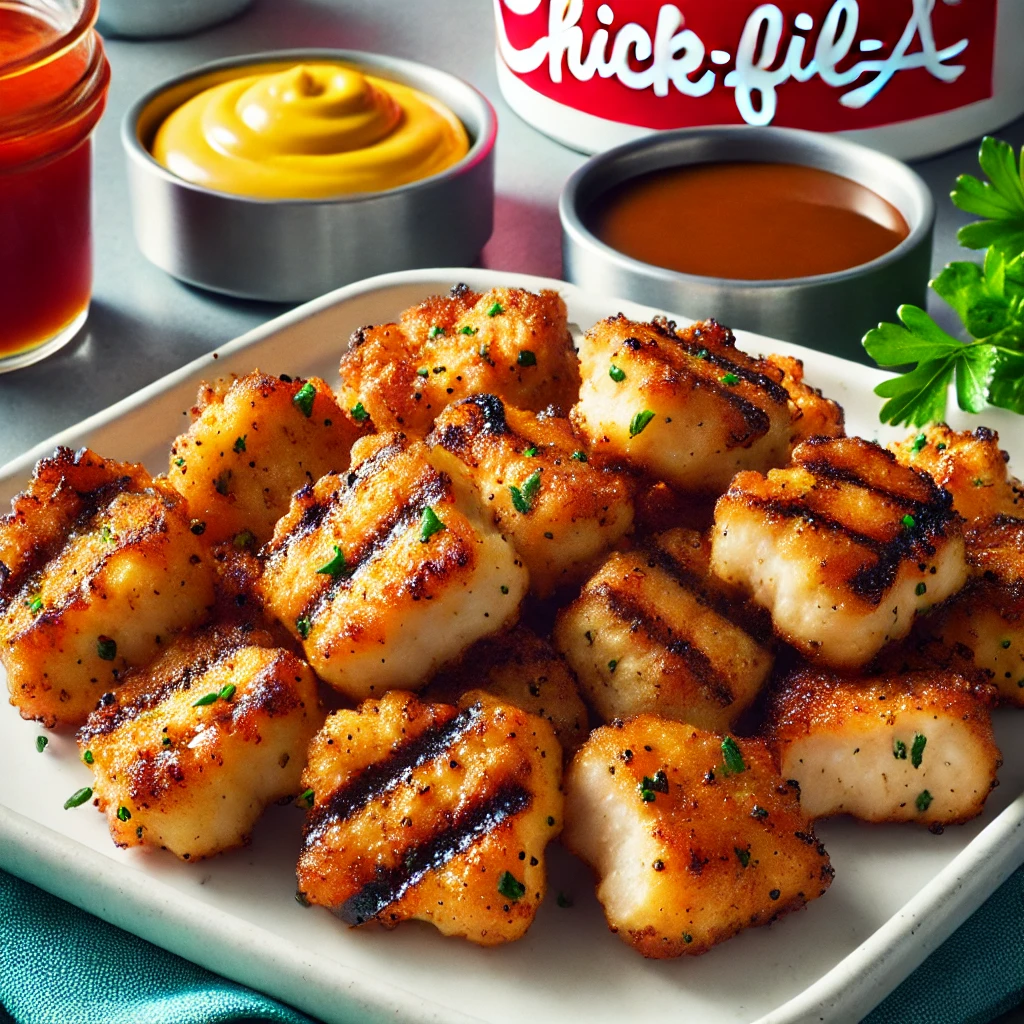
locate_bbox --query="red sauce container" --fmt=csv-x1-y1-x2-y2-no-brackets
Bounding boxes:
0,0,110,371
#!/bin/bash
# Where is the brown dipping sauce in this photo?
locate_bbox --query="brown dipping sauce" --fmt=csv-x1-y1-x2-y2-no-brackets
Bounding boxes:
588,162,910,281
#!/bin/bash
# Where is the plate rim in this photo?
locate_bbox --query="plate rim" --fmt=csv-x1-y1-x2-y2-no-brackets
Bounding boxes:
2,266,1022,1024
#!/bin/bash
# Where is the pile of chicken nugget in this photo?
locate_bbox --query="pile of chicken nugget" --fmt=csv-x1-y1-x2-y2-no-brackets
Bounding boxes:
2,284,1021,958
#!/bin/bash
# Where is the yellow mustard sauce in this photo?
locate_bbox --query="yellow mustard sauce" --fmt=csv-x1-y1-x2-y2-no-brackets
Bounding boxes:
152,63,470,199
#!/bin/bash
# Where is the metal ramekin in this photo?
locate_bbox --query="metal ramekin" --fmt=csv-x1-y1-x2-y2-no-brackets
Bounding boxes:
123,50,497,303
560,127,935,363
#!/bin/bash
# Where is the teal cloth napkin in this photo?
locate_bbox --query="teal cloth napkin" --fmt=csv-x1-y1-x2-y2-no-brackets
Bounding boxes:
2,864,1024,1024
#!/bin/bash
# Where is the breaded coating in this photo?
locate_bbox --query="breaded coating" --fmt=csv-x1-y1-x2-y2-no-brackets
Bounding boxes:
168,372,365,546
337,284,581,435
920,516,1024,704
764,353,846,446
423,625,589,756
296,690,563,945
77,625,322,859
563,717,832,959
553,529,773,731
767,669,1000,826
571,317,793,494
260,433,528,700
0,447,216,727
427,395,635,596
711,436,967,669
889,425,1023,525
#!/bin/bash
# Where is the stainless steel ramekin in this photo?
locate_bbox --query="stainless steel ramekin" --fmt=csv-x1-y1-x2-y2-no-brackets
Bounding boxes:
123,50,497,303
560,127,934,364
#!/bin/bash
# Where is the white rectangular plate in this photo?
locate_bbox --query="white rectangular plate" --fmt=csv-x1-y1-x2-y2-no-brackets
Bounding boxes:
3,269,1023,1024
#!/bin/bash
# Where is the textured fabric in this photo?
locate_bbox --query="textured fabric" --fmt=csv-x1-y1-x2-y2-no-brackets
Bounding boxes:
3,864,1024,1024
866,862,1024,1024
0,870,316,1024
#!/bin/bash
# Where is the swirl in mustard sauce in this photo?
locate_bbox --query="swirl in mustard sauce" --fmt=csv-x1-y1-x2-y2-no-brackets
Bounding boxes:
152,63,471,199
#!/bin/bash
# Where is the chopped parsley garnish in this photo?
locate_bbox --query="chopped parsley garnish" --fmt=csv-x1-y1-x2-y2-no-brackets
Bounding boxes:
510,469,542,514
640,770,668,802
500,585,509,595
192,691,219,707
219,684,236,702
915,582,927,596
316,545,350,579
570,449,588,462
916,790,933,812
100,524,114,545
721,736,746,775
695,348,710,360
751,805,769,819
296,615,312,640
117,805,131,822
458,325,478,335
556,891,573,908
233,435,246,453
83,750,94,765
721,372,740,385
293,382,316,417
299,788,315,808
629,409,655,438
902,514,916,529
417,367,430,378
894,739,907,760
162,735,172,747
214,472,230,496
174,457,186,468
608,659,618,673
910,433,927,454
36,736,47,753
683,933,693,944
523,446,538,458
497,870,526,901
64,787,92,809
735,847,750,868
911,733,927,768
428,325,445,338
96,637,117,662
420,506,446,542
518,349,537,367
1001,639,1012,648
609,364,626,382
486,301,504,317
350,402,370,423
25,595,43,615
233,530,255,550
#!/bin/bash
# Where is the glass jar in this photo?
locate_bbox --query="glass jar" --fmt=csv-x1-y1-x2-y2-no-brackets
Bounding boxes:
0,0,110,372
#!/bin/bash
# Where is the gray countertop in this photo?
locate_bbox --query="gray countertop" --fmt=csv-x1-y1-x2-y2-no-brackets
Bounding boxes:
1,0,1022,467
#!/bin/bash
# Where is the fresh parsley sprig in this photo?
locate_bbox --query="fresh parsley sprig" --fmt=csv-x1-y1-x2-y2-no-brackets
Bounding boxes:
863,138,1024,427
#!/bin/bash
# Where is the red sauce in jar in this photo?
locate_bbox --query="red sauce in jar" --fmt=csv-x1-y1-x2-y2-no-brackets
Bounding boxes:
0,3,109,363
589,162,910,281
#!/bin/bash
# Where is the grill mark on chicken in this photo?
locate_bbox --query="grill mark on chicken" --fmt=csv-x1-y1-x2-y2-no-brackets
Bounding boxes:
230,652,299,722
336,780,532,926
304,703,485,846
296,470,451,626
799,454,953,516
594,583,735,707
644,545,751,635
431,395,512,459
78,637,254,741
265,439,407,558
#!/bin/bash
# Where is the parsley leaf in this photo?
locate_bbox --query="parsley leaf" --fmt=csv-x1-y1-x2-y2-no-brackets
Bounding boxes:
316,545,351,579
952,136,1024,256
420,506,446,542
509,469,542,514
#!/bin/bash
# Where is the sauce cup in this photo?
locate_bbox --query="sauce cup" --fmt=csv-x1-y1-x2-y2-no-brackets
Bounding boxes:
122,50,496,303
560,126,934,363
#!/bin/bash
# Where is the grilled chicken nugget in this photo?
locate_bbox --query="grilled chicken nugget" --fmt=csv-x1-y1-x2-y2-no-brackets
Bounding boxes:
0,447,216,727
261,433,528,700
168,372,365,546
296,690,563,945
921,516,1024,704
77,624,322,859
571,317,794,494
553,528,772,731
427,395,634,596
563,718,832,959
767,669,1000,826
424,625,589,756
764,353,845,446
337,284,581,435
711,436,967,669
890,425,1023,525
